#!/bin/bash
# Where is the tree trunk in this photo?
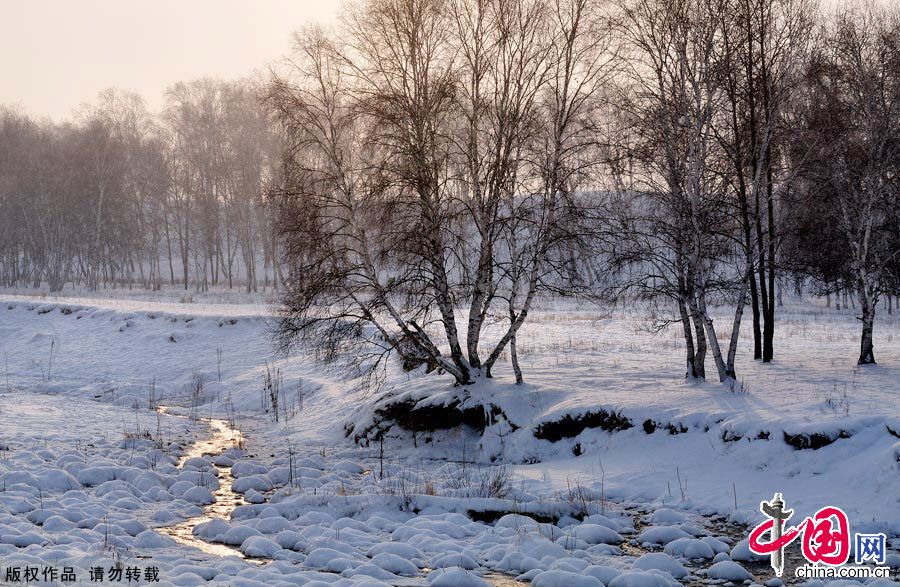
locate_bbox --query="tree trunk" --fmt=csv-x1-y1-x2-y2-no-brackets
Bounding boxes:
726,278,748,380
763,167,776,363
762,303,774,363
749,270,762,359
858,290,876,365
695,293,732,386
466,235,493,371
688,298,707,380
510,331,523,385
678,297,699,379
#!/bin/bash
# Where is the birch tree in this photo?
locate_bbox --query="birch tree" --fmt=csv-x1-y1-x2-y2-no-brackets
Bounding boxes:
615,0,741,386
790,5,900,365
269,0,613,386
715,0,814,363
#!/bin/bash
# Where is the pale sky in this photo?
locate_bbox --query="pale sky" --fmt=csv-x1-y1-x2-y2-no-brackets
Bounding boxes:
0,1,342,121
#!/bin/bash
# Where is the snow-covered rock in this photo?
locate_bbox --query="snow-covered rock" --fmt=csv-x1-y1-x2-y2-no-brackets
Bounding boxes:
730,538,767,562
332,460,365,475
370,552,419,576
194,518,231,541
134,530,174,548
220,525,262,545
427,567,490,586
638,525,691,545
584,564,623,584
664,537,716,559
632,553,689,579
232,475,273,493
241,535,281,557
496,551,544,573
571,523,624,544
609,570,681,587
712,551,732,563
532,569,604,587
182,485,215,505
649,509,687,525
432,552,478,570
706,560,753,581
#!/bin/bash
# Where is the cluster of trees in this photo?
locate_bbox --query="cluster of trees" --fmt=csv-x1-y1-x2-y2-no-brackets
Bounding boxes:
786,6,900,365
0,80,283,293
612,0,900,376
269,0,611,385
271,0,900,386
1,0,896,384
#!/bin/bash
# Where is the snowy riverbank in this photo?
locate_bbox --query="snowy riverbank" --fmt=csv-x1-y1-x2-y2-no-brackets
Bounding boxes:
0,296,897,585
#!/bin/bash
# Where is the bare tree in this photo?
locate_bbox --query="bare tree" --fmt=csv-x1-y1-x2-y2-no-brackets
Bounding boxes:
269,0,613,386
614,0,741,386
789,4,900,365
715,0,814,363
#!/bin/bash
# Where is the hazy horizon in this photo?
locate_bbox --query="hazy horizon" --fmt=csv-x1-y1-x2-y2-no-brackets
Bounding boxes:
0,0,341,121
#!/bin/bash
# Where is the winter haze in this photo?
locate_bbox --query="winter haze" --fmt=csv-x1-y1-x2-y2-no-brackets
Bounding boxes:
0,1,898,586
0,0,341,119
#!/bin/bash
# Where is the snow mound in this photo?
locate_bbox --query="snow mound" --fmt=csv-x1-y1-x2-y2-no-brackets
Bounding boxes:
193,518,230,541
427,567,490,586
432,552,478,570
366,542,425,560
632,553,689,579
220,525,262,545
370,552,419,576
649,509,687,525
637,525,691,545
730,537,766,562
571,523,624,544
705,560,753,581
532,570,604,587
496,552,544,573
663,537,715,559
182,485,215,505
584,565,623,584
609,570,681,587
133,530,174,548
241,535,281,557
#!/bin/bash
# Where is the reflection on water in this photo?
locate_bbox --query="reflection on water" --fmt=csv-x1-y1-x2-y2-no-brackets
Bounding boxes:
156,408,250,559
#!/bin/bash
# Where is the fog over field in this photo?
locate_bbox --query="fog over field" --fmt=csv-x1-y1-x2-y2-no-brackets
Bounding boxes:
0,1,898,586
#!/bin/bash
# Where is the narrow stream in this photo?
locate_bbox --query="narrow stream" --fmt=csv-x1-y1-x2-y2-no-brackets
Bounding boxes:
155,407,250,559
152,406,528,584
149,409,777,587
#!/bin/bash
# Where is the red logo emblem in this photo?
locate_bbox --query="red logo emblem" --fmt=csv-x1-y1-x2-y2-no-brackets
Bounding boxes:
749,494,851,575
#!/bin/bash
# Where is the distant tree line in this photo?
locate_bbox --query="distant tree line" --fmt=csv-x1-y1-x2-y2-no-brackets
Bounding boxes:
0,79,283,293
270,0,900,384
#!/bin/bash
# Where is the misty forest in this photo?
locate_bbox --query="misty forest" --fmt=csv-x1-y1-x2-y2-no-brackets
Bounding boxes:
0,0,899,586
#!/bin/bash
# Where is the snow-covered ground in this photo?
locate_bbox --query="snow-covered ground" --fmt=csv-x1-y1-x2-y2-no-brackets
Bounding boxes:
0,294,897,586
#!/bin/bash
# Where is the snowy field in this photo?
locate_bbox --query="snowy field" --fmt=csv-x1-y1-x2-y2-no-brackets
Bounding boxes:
0,293,898,586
